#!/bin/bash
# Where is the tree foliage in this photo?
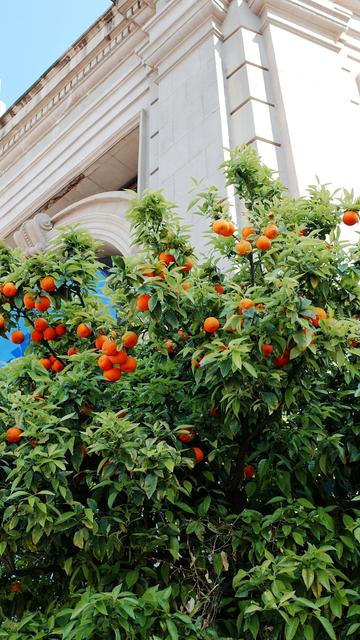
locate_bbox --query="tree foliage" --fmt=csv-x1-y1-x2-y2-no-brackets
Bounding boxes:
0,145,360,639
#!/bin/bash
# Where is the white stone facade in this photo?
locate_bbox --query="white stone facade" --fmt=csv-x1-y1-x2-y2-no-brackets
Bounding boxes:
0,0,358,256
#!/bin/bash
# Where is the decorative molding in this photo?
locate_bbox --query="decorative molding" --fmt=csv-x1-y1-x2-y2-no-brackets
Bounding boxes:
0,0,155,160
13,192,134,256
247,0,352,46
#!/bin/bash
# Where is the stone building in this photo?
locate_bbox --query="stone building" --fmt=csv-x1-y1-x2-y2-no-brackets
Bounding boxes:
0,0,358,258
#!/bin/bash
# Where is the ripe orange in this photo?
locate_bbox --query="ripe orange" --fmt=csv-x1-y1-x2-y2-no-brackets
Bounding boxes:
77,323,92,338
98,355,113,371
343,210,359,226
193,447,204,463
203,317,220,333
180,258,193,273
214,283,225,294
94,334,106,349
40,276,56,292
178,428,196,443
0,316,5,329
23,292,36,309
192,357,202,369
11,330,25,344
2,282,18,297
264,224,279,239
67,347,78,356
43,327,57,341
122,331,138,348
256,236,271,251
9,581,23,592
103,368,121,382
48,355,56,364
235,240,252,256
178,327,189,340
31,330,43,342
110,349,128,365
226,221,236,236
6,427,22,443
262,344,273,357
165,339,175,353
35,296,51,312
120,355,137,373
182,282,191,291
274,352,290,368
242,226,256,240
299,228,307,236
39,357,51,369
55,324,67,336
52,359,64,373
117,410,126,418
244,464,255,478
159,252,175,265
212,219,231,236
136,293,151,312
102,339,118,356
238,298,254,311
313,307,327,320
34,318,48,332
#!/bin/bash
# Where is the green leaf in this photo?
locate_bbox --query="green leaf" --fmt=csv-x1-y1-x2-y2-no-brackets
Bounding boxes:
166,619,179,640
144,474,158,499
304,624,314,640
285,618,299,640
318,616,336,640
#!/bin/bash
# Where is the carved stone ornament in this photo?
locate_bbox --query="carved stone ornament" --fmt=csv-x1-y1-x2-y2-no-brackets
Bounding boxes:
13,212,54,256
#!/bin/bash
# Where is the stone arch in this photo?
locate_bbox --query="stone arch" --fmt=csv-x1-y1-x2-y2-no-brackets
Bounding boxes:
13,192,134,256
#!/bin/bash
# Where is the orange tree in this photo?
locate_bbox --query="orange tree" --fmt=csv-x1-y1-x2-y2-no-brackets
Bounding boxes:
0,145,360,639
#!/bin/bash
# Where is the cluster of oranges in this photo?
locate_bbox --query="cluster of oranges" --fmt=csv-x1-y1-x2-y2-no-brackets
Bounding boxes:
211,217,279,254
95,331,138,382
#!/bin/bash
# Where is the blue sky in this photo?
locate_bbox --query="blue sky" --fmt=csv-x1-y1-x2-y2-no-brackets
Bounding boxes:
0,0,111,109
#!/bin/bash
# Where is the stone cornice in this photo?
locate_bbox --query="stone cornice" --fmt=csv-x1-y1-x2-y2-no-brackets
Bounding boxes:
137,0,230,74
0,0,155,158
247,0,352,46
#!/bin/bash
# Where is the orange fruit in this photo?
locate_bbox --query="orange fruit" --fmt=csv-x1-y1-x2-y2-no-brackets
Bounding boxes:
256,236,271,251
165,339,175,353
34,318,48,332
193,447,204,463
159,252,175,265
9,581,23,592
95,334,107,349
203,317,220,333
182,282,191,291
35,296,51,312
77,323,92,338
52,359,64,373
103,368,121,382
262,344,273,357
31,330,43,342
2,282,18,297
242,226,256,240
39,357,51,369
214,283,225,294
110,349,128,365
0,316,5,329
226,221,236,236
40,276,56,292
235,240,252,256
180,258,193,273
212,219,231,236
244,464,255,478
264,224,279,239
23,292,36,309
274,352,290,368
120,355,137,373
102,339,118,356
98,355,113,371
67,347,78,356
122,331,138,348
55,324,67,336
48,355,56,364
136,293,151,312
178,328,189,340
343,210,359,226
299,228,307,236
313,307,327,320
11,330,25,344
6,427,22,443
238,298,254,311
178,428,196,443
43,327,57,341
117,410,126,418
192,357,202,369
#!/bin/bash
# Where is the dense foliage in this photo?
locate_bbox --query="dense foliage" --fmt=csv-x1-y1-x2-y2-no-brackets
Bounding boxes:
0,146,359,639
